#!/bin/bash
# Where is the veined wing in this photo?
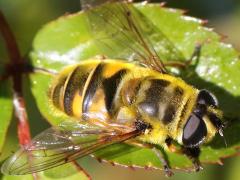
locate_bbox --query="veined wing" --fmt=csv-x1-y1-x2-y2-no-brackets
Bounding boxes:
1,120,140,175
81,0,185,73
81,0,114,9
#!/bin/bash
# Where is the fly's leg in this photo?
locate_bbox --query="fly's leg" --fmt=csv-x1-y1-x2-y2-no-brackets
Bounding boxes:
165,138,202,172
1,62,57,80
186,43,202,68
94,54,108,60
126,140,174,177
33,54,108,76
164,44,202,69
34,67,58,76
165,138,181,153
33,53,108,76
182,146,203,172
152,146,174,177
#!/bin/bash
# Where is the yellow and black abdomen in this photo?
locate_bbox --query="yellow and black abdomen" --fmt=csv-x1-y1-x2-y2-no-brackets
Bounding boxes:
49,60,137,121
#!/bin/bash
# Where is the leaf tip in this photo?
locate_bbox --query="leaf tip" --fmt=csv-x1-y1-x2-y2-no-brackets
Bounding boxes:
219,33,228,41
128,165,136,171
144,165,153,170
217,159,224,166
201,19,209,25
140,1,149,5
180,9,189,15
160,2,167,7
110,161,116,166
96,157,103,163
63,12,71,17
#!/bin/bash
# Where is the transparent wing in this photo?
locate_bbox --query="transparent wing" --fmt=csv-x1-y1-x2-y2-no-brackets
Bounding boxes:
81,0,116,9
1,120,139,175
81,0,185,73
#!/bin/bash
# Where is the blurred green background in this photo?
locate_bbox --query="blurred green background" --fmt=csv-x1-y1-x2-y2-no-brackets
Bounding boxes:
0,0,240,180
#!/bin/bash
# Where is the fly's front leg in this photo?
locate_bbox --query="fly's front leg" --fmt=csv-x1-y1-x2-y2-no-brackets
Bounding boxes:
164,43,202,69
182,146,203,172
165,138,181,153
165,138,202,172
126,140,174,177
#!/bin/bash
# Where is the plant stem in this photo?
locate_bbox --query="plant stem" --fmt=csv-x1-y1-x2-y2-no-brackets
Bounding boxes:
0,10,32,148
0,10,39,179
0,11,21,63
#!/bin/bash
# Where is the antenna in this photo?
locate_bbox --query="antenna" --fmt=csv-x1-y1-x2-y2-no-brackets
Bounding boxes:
219,128,227,147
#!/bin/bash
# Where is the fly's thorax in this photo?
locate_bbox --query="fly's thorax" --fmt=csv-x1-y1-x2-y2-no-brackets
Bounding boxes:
119,74,200,144
135,75,196,134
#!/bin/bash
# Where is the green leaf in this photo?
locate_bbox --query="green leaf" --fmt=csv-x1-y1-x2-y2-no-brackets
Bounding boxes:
0,80,13,154
2,174,33,180
30,2,240,174
28,73,70,126
2,163,90,180
226,156,240,180
40,163,90,180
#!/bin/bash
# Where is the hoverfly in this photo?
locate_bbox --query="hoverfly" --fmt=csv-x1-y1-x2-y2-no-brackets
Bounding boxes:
1,0,225,177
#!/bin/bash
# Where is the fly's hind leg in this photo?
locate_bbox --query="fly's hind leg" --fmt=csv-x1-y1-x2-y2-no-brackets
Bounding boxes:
164,43,202,69
126,140,174,177
152,146,174,177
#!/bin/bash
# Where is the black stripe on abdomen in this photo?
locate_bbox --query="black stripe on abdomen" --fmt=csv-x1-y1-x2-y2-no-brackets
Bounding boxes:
51,76,67,110
102,69,127,113
63,66,90,115
82,63,104,114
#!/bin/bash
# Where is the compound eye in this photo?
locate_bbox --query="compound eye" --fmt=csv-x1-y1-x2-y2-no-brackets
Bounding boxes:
197,89,218,107
182,114,207,147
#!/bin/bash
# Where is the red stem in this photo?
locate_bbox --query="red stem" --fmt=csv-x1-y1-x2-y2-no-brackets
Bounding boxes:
0,11,31,146
13,93,31,145
0,11,21,63
0,9,37,179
